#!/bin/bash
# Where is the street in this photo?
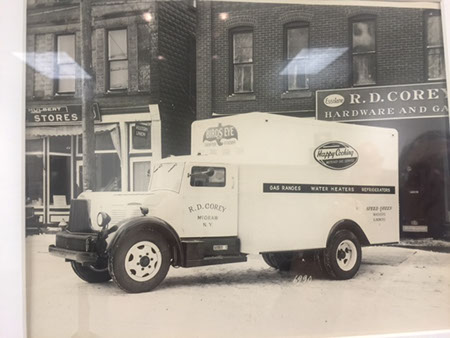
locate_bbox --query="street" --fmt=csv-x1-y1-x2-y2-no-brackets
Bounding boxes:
26,234,450,338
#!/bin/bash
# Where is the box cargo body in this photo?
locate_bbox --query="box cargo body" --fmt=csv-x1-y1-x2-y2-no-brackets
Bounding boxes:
192,113,399,253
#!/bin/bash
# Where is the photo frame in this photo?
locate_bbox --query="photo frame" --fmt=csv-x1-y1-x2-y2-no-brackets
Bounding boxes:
1,0,450,336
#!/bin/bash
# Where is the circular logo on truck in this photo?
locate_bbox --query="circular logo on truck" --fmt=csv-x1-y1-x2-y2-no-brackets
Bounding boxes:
323,94,345,108
314,141,359,170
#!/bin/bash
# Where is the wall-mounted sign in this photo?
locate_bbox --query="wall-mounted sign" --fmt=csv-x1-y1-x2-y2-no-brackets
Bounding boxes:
316,82,448,122
26,103,101,123
314,141,358,170
134,123,149,138
203,123,238,146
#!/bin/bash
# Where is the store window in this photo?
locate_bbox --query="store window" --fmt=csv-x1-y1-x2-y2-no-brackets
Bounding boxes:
231,28,253,93
425,12,445,81
49,136,71,206
56,34,76,94
351,16,376,86
131,158,151,191
285,22,309,90
108,29,128,90
26,139,44,207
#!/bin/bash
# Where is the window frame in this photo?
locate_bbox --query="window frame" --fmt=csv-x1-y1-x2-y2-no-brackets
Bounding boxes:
283,21,310,92
107,28,129,92
55,33,76,95
424,10,445,81
229,26,254,95
350,15,377,87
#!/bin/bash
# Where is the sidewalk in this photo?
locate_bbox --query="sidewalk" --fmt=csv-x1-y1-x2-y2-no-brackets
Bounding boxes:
392,237,450,254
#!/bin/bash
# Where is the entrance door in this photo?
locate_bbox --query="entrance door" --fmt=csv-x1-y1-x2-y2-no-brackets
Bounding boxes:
183,163,238,238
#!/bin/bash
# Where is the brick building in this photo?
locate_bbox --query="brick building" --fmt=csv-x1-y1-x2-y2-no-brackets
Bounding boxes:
25,0,196,225
196,1,449,238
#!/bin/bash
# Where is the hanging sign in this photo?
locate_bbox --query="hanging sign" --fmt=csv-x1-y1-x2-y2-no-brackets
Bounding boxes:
316,82,448,122
134,123,149,138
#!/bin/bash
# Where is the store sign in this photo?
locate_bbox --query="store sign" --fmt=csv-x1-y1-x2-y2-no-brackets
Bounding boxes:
316,82,448,122
134,123,149,138
26,103,101,123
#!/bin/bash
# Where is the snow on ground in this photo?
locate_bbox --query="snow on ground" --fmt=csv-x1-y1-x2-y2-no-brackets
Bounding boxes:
26,235,450,338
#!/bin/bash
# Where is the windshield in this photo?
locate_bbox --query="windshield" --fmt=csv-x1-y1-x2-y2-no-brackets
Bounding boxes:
149,162,185,193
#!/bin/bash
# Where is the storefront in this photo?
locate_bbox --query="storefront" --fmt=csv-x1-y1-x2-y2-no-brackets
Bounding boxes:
25,104,161,225
316,82,449,238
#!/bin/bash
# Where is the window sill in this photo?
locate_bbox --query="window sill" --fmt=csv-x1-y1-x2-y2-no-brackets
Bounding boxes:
106,89,128,95
281,90,312,99
226,94,256,102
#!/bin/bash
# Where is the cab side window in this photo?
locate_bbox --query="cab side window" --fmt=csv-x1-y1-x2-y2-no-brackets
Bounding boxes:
190,167,226,187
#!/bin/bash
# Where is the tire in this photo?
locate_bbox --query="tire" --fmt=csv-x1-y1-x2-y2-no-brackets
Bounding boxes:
71,260,111,283
108,230,171,293
323,230,362,280
262,252,293,271
262,253,277,268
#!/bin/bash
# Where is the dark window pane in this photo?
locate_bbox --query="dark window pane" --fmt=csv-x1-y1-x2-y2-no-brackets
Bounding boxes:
353,54,376,86
234,64,253,93
96,153,121,191
352,21,375,53
131,123,151,150
110,60,128,90
26,155,44,206
26,139,43,153
428,48,445,80
95,132,115,151
49,136,71,154
287,60,307,90
233,32,253,63
49,155,70,206
133,161,151,191
108,30,127,60
287,27,308,59
190,166,226,187
427,15,443,47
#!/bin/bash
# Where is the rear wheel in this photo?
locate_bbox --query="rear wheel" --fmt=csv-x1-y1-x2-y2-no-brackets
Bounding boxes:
71,260,111,283
322,230,361,280
108,230,171,293
262,252,293,271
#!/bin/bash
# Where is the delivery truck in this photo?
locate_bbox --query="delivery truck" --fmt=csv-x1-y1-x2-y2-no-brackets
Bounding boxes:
49,113,399,293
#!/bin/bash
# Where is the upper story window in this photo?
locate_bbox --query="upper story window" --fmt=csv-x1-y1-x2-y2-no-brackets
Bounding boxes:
425,11,445,81
351,16,376,86
285,22,309,90
56,34,76,94
231,28,253,94
108,29,128,90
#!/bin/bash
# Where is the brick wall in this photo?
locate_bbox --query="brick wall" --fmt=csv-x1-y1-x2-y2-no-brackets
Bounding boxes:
157,0,196,157
197,2,431,118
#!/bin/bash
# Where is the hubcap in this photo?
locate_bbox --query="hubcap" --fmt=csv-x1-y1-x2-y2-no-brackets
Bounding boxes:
336,240,357,271
125,241,162,282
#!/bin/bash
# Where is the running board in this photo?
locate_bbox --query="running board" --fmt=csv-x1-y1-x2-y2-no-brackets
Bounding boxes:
184,254,247,268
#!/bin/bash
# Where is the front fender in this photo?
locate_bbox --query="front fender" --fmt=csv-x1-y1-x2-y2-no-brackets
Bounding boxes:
107,216,184,267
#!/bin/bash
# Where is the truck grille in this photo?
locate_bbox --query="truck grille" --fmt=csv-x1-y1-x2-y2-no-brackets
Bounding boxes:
68,199,93,233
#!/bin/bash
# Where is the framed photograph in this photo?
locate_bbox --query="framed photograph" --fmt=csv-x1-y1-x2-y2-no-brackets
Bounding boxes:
2,0,450,336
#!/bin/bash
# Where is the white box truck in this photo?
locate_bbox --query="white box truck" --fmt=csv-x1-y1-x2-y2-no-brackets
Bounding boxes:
49,113,399,293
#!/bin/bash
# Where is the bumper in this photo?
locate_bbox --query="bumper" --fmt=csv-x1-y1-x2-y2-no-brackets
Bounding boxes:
48,230,102,264
49,245,99,264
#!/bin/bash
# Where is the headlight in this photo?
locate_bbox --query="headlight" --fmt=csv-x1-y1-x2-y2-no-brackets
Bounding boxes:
97,212,111,227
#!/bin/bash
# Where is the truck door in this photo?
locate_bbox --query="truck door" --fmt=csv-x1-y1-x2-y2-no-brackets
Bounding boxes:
183,164,238,238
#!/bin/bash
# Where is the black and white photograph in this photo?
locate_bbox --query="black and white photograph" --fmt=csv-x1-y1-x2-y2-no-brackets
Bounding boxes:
3,0,450,336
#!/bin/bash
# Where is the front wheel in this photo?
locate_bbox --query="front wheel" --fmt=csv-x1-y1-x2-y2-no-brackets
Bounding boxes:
71,260,111,283
322,230,362,280
108,230,171,293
